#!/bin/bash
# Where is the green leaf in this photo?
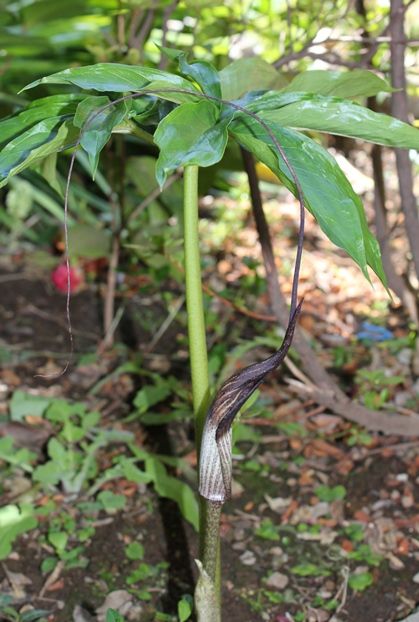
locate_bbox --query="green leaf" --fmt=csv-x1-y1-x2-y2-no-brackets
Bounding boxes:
253,94,419,149
46,399,86,423
219,57,286,100
349,571,373,591
0,437,36,472
133,382,172,415
32,438,76,487
125,541,144,561
0,120,77,189
178,55,221,100
22,63,199,101
145,456,199,530
230,115,387,284
97,490,126,511
178,595,193,621
291,563,330,577
106,610,125,622
74,95,130,178
48,531,68,553
121,460,153,485
315,485,346,502
0,94,82,147
282,69,393,98
255,519,280,541
154,101,230,186
9,390,52,421
0,504,38,560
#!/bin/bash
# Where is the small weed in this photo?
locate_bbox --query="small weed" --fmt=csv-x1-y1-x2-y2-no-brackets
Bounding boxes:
347,544,382,566
314,485,346,502
348,571,373,591
355,369,404,410
343,523,365,542
255,518,280,541
291,563,331,577
0,596,48,622
346,427,373,447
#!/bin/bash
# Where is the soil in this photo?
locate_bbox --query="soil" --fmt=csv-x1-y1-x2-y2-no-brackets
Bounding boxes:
0,259,418,622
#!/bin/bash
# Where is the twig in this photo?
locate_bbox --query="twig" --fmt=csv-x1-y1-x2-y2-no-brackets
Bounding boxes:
390,0,419,280
333,566,350,618
202,282,276,323
132,6,155,52
144,295,185,352
39,560,64,598
129,171,181,222
159,0,179,70
97,305,125,355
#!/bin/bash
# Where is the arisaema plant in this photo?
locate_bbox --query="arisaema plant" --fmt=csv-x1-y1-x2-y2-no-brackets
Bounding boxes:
1,53,418,620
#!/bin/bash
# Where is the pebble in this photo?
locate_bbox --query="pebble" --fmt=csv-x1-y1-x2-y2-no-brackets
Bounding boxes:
239,550,256,566
388,553,405,570
413,572,419,584
265,571,289,590
401,495,414,509
270,546,284,557
231,480,244,498
233,528,246,541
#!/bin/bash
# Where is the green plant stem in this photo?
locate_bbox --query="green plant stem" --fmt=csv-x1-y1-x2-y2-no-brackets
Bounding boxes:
183,165,221,617
183,164,210,449
201,501,222,582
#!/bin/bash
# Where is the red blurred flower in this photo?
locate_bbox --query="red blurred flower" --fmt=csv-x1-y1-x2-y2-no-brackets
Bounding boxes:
51,263,83,293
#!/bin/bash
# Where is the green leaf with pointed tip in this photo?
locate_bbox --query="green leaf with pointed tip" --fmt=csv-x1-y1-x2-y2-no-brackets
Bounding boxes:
230,115,386,285
154,101,230,186
282,69,393,98
178,55,221,100
0,120,77,189
22,63,199,100
145,456,198,531
250,94,419,149
220,57,286,100
74,95,130,178
158,45,221,98
0,504,38,560
0,94,82,147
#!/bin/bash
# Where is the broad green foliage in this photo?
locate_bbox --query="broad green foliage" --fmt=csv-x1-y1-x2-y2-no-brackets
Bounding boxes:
219,57,286,100
281,69,393,98
251,94,419,149
1,59,419,283
229,115,386,283
0,94,82,146
154,101,230,186
0,120,77,189
74,95,130,177
22,63,198,100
